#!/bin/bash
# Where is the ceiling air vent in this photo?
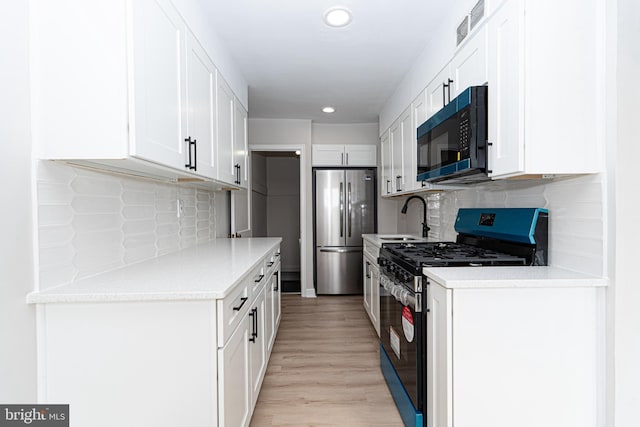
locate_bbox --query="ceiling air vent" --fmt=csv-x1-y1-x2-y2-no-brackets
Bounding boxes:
470,0,485,31
457,15,469,45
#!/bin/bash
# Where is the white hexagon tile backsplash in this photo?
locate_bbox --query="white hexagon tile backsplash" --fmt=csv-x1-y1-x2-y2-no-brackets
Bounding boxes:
36,161,219,290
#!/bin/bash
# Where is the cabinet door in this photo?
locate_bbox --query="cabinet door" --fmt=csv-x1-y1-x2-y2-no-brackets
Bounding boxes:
451,26,488,99
399,107,415,192
186,30,216,179
426,64,451,119
249,286,267,408
344,145,376,166
265,273,275,353
363,257,372,315
380,130,392,196
371,263,380,337
273,268,281,328
487,0,525,177
312,145,345,166
427,281,453,427
216,75,236,184
389,118,403,193
218,314,251,427
130,0,187,170
234,101,248,187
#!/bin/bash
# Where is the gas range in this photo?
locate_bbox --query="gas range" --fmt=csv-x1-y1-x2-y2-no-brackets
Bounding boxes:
378,208,548,426
378,208,549,287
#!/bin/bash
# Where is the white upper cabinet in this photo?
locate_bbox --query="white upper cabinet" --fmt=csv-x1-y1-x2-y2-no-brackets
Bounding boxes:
344,145,377,166
30,0,247,186
380,130,392,196
311,145,377,166
185,29,217,179
234,101,249,187
130,0,187,170
390,116,404,193
426,27,488,121
487,0,601,178
451,26,489,98
216,75,236,184
426,65,452,120
399,107,415,192
487,0,524,177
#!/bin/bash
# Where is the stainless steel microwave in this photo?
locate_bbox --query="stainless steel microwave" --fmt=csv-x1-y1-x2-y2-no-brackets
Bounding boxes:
416,85,488,184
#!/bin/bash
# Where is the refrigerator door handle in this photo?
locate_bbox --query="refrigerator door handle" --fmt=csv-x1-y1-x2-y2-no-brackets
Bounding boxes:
339,182,344,237
319,248,362,253
347,182,352,238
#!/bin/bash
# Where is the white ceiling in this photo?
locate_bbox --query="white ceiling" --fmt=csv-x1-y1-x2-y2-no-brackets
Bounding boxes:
203,1,446,124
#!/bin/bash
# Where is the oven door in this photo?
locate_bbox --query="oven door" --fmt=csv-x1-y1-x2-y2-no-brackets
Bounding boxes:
379,276,425,413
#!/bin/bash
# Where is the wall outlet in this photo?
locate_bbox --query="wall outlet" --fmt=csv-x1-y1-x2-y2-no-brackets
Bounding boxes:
177,199,184,218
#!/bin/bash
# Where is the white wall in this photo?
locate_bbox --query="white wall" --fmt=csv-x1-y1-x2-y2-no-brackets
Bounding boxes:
249,118,314,296
312,123,379,145
614,0,640,424
0,1,37,401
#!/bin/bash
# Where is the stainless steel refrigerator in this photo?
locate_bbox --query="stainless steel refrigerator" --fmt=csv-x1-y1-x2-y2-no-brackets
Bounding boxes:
313,168,376,294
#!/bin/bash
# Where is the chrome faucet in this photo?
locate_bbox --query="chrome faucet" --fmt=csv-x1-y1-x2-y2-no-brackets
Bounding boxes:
400,195,429,238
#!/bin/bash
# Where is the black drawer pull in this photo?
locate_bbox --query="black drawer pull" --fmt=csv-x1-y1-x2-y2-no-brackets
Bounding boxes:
248,309,256,343
267,261,274,267
254,274,264,283
233,297,248,311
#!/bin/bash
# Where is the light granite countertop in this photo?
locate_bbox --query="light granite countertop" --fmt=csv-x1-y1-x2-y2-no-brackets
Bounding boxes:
423,265,608,289
27,238,282,304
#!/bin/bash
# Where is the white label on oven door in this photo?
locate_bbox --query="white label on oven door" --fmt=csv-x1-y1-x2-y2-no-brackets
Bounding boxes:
390,326,401,359
402,306,414,342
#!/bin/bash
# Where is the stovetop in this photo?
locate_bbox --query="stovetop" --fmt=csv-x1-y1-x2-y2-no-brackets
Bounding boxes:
379,241,528,274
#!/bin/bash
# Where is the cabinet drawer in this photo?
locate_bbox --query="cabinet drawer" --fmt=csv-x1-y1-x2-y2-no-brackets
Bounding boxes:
217,265,262,347
264,246,281,276
363,240,380,261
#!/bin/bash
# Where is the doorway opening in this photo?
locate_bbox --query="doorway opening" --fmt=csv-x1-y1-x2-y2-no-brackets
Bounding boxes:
252,150,301,293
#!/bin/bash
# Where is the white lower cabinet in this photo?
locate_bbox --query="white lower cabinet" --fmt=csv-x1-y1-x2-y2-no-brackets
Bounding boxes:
218,312,251,427
33,244,281,427
363,240,380,336
426,277,602,427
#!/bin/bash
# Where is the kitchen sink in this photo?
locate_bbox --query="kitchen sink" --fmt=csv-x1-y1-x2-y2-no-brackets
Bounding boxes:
380,236,419,241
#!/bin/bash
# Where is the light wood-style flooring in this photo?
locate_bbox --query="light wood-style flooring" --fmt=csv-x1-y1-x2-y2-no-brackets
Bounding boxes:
250,295,403,426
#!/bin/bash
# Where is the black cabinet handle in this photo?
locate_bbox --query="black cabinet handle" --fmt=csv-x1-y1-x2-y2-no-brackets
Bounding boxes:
267,261,274,267
442,78,454,105
248,307,258,343
253,307,258,339
234,164,241,185
386,180,391,194
193,138,197,171
248,309,256,343
184,137,197,171
254,274,264,283
274,272,279,291
274,253,280,258
233,297,248,311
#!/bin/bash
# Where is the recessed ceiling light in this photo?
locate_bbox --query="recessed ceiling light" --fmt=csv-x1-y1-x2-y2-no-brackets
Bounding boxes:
324,7,352,28
322,106,336,113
